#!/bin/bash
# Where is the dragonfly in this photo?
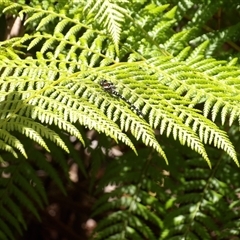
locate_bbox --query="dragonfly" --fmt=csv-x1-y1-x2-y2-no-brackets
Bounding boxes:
100,80,144,117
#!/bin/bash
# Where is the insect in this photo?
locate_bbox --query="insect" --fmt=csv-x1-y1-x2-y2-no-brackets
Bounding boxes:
100,80,144,117
100,80,116,94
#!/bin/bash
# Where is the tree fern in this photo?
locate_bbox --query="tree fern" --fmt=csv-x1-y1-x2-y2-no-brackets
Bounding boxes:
0,0,240,239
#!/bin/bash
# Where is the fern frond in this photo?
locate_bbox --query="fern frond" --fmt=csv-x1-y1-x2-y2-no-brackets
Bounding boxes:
0,129,27,158
159,155,240,239
84,0,128,55
1,32,239,166
0,155,47,239
93,150,165,239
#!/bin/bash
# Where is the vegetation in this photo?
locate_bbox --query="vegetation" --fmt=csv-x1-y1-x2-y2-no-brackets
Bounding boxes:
0,0,240,239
